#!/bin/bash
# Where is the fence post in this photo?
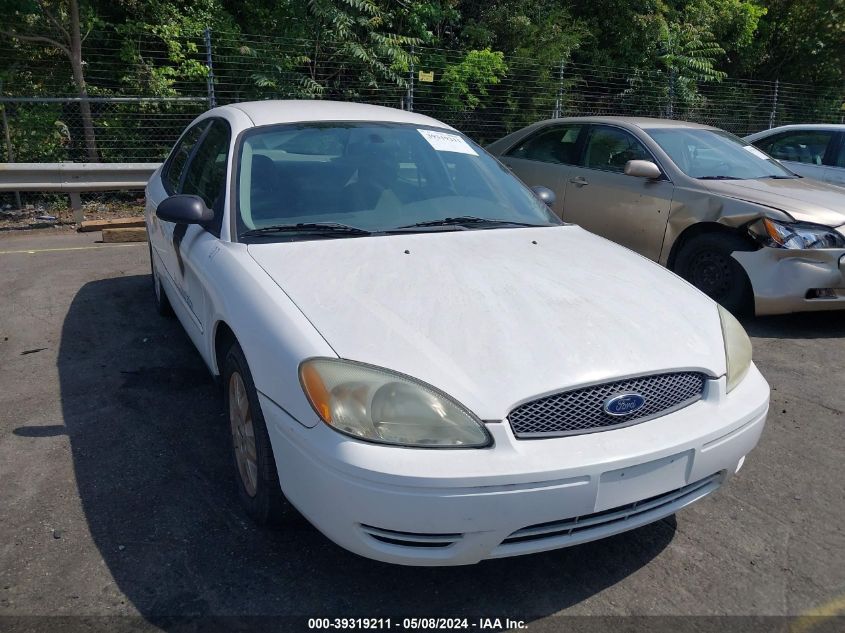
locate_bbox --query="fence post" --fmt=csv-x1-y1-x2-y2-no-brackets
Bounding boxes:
768,79,779,128
204,26,217,109
554,59,565,118
667,68,676,119
407,44,415,112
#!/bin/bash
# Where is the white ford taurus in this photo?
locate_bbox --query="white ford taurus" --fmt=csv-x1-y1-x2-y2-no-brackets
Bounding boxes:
145,100,770,566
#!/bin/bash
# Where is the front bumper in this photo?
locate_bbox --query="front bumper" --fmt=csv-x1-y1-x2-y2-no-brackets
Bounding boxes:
261,365,769,566
732,247,845,315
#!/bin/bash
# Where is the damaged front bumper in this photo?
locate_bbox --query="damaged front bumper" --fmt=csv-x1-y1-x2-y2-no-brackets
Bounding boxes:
732,247,845,315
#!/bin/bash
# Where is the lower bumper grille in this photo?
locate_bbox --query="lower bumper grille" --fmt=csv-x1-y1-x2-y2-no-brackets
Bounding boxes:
501,473,722,546
360,524,463,548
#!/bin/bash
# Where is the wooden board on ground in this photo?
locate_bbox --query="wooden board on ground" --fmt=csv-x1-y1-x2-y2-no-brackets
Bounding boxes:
102,227,148,243
79,216,145,232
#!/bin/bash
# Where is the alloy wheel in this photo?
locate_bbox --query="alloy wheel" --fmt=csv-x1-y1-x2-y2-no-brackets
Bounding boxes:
229,371,258,497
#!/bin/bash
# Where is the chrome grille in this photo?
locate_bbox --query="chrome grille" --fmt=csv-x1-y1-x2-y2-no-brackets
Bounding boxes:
508,372,706,438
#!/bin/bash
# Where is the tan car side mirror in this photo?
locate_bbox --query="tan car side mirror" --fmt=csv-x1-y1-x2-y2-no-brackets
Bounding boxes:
625,160,662,179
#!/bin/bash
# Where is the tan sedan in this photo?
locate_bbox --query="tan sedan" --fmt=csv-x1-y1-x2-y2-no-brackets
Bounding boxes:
487,117,845,315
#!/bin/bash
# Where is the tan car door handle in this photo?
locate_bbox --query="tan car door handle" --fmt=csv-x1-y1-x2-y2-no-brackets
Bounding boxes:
569,176,589,186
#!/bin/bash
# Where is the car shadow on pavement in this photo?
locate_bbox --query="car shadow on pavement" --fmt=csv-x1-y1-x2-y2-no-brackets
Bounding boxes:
743,310,845,340
58,275,676,625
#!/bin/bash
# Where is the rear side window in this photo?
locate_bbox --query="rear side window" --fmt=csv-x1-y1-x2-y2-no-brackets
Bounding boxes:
583,126,651,173
506,125,583,165
754,130,834,165
163,122,209,193
181,120,231,209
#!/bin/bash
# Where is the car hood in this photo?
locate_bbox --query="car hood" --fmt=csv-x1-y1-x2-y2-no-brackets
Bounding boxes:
702,178,845,227
248,226,725,420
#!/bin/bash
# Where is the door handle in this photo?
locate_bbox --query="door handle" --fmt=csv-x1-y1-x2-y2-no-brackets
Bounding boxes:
569,176,589,186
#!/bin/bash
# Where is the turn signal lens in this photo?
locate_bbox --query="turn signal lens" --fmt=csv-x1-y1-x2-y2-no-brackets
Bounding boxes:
300,362,332,422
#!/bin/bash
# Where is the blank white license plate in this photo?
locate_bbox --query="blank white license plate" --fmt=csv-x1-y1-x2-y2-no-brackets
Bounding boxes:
595,451,693,512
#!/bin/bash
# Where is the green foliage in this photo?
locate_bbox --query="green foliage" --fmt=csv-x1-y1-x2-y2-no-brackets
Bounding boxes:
441,49,507,110
304,0,420,92
0,0,842,164
113,0,236,96
460,0,586,66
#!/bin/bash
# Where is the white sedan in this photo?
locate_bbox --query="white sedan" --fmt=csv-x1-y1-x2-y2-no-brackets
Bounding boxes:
145,101,770,566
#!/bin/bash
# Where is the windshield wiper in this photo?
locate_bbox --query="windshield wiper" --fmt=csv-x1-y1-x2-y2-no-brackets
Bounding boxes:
698,175,743,180
241,222,372,238
394,216,545,231
757,174,798,179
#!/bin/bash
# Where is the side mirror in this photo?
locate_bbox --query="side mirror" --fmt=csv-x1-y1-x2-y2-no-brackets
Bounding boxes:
156,194,214,225
531,185,557,208
624,160,662,179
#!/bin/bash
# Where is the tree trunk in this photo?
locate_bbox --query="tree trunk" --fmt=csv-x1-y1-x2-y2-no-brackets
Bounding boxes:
69,0,98,161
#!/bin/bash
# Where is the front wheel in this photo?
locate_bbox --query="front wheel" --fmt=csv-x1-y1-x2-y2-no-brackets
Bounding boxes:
223,341,294,526
673,233,754,316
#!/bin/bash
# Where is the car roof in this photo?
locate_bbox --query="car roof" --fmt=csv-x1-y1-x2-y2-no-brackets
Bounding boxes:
217,100,455,130
753,123,845,132
541,116,719,130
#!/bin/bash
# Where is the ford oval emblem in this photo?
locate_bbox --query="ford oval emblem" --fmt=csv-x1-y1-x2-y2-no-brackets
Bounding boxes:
603,393,646,417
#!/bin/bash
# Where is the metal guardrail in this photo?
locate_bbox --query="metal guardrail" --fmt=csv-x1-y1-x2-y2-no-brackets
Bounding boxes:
0,162,160,222
0,162,160,193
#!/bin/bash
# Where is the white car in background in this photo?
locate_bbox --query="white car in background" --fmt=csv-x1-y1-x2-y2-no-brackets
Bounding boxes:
145,100,769,566
745,124,845,187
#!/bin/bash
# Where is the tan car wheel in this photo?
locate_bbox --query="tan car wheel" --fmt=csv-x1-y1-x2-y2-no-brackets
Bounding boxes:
675,233,754,316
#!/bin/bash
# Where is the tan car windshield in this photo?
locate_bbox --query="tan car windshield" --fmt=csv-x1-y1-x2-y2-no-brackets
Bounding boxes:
647,128,796,180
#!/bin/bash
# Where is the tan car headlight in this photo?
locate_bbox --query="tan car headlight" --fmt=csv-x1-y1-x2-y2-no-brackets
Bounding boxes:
299,358,492,448
759,218,845,249
718,305,752,392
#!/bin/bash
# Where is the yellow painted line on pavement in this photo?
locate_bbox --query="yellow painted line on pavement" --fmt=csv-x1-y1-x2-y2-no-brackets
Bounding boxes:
790,593,845,633
0,243,144,255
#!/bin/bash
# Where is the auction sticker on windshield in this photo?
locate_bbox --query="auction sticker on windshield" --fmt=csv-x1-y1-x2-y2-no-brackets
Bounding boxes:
418,129,478,155
743,145,771,160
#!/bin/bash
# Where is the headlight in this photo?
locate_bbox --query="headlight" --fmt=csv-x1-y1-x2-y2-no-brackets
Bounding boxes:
299,358,492,448
757,218,845,249
718,305,752,392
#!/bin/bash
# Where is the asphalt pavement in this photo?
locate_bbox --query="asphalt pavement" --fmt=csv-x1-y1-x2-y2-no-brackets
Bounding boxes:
0,229,843,633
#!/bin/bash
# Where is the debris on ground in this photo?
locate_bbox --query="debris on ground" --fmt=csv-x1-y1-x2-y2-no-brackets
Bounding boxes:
0,197,145,231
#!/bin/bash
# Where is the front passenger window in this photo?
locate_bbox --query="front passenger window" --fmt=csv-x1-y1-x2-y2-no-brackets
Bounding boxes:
506,125,582,165
584,127,651,173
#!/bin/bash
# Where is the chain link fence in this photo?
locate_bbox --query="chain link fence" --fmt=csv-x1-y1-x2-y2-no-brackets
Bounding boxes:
1,29,843,165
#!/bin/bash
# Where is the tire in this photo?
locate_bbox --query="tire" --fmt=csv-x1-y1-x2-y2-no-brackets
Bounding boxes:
673,232,755,316
148,243,174,317
222,340,294,526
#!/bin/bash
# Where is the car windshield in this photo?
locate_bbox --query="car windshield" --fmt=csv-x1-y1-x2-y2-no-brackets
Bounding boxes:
236,122,559,239
646,128,796,180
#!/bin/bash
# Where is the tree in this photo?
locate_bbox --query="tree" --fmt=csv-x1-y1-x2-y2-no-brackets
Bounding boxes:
0,0,99,160
442,48,507,110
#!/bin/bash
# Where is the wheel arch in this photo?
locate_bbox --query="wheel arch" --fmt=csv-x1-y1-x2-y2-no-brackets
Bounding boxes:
667,221,757,272
213,320,238,377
